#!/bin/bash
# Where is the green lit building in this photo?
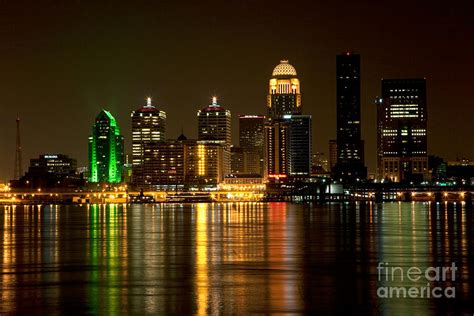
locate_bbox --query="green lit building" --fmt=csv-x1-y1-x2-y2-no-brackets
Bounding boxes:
88,110,125,183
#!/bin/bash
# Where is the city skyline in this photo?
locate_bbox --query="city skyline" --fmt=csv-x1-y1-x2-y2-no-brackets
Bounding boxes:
1,0,473,181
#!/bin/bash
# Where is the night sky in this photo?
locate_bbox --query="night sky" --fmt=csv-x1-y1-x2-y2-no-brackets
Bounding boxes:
1,0,473,181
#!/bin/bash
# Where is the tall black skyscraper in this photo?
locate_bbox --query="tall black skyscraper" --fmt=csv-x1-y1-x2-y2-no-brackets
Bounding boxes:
332,52,367,182
289,115,312,175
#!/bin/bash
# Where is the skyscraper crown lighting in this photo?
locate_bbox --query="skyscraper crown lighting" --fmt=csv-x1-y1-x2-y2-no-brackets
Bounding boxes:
272,60,297,77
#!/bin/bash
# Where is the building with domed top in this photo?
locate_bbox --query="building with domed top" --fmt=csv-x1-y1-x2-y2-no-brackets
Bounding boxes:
267,60,302,119
264,60,312,178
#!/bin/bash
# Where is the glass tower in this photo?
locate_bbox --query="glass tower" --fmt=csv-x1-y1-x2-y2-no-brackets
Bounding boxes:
88,110,124,183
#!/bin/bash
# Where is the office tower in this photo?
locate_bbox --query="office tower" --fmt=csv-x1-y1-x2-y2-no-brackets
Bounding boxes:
328,140,337,171
140,134,225,189
265,119,290,176
332,52,367,182
141,137,186,190
377,78,428,182
239,115,265,175
265,60,312,178
197,97,231,176
131,97,166,186
185,140,224,186
267,60,301,119
88,110,124,183
230,146,245,175
288,115,312,175
11,154,83,189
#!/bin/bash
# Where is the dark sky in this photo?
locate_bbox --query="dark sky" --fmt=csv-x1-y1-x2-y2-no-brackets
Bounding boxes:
1,0,473,181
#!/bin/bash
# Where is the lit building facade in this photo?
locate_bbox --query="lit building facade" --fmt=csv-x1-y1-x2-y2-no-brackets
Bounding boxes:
197,97,231,176
332,52,367,182
265,119,290,176
265,60,312,178
239,115,265,175
185,140,224,186
141,139,185,190
377,78,428,182
267,60,301,119
139,134,224,189
131,97,166,186
88,110,124,183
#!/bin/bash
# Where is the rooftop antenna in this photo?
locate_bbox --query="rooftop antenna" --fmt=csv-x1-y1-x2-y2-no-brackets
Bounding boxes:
14,117,23,180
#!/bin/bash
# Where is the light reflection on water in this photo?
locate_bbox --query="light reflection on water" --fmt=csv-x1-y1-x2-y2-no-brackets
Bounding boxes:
0,202,473,314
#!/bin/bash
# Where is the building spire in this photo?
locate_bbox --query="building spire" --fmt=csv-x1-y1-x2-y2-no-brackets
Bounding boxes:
146,97,152,107
211,96,217,106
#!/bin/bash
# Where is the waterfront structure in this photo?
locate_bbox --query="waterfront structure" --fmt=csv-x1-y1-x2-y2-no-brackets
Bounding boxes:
88,110,124,183
239,115,265,175
131,97,166,186
197,97,231,176
265,60,312,178
267,60,301,118
12,154,83,189
332,52,367,182
219,175,265,191
377,78,428,182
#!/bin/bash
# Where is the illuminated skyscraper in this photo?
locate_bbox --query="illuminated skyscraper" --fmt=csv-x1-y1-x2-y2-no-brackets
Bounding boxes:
377,78,428,182
267,60,301,119
332,52,367,182
131,97,166,186
265,119,290,176
265,60,312,177
197,97,231,176
88,110,124,183
239,115,265,175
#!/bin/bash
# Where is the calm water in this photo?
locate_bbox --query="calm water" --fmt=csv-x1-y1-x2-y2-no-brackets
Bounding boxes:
1,202,473,314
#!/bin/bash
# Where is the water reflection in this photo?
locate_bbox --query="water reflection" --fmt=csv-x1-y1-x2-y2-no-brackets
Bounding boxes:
0,202,473,314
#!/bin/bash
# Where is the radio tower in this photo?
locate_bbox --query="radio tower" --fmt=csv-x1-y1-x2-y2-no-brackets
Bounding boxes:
14,117,23,180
